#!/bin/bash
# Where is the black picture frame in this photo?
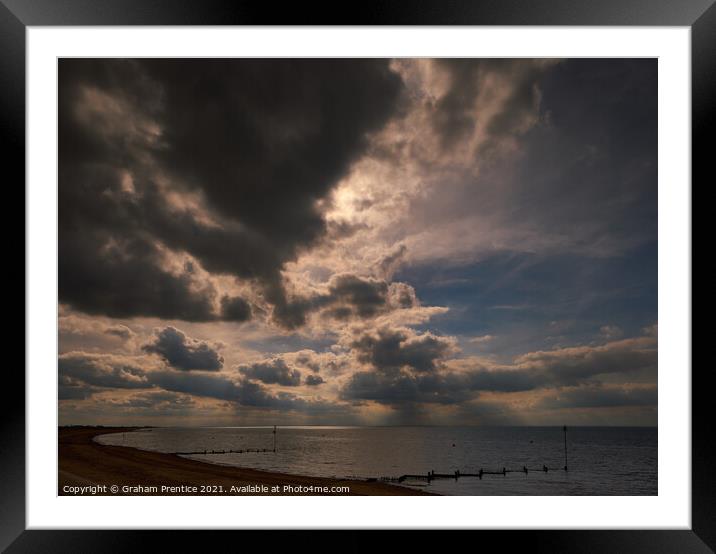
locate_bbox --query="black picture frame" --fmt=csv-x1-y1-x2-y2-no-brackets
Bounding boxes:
4,1,708,551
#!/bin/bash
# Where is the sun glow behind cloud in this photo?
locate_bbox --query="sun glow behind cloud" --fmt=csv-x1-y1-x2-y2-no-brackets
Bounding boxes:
58,58,657,426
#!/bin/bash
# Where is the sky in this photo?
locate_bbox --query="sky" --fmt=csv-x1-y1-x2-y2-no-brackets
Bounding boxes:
58,58,657,427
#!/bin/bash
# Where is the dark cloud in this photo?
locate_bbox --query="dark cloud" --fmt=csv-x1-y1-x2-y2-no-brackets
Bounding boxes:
294,353,321,373
472,338,657,394
142,327,223,371
432,59,552,151
263,282,314,330
323,306,354,321
342,333,657,406
146,59,402,248
340,327,461,405
342,370,472,405
220,295,252,322
59,59,403,324
350,327,454,373
148,370,237,401
58,350,333,414
511,337,657,387
238,359,301,386
64,362,322,412
233,378,305,409
292,350,349,375
59,352,151,390
149,371,327,412
267,273,419,328
104,391,197,411
59,232,221,322
304,375,325,386
58,375,98,400
325,274,389,318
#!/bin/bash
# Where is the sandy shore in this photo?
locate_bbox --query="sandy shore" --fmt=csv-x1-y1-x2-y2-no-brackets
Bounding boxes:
58,426,431,496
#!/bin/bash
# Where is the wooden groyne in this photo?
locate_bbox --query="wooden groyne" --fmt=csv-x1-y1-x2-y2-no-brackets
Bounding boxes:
175,426,572,487
380,426,572,484
382,465,568,484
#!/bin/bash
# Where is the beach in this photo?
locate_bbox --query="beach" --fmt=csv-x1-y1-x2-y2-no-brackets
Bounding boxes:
58,427,429,496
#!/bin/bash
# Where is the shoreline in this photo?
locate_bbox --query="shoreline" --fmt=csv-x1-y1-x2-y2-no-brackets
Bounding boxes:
58,426,433,496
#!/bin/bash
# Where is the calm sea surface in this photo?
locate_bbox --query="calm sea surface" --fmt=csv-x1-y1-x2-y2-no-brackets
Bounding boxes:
97,426,657,495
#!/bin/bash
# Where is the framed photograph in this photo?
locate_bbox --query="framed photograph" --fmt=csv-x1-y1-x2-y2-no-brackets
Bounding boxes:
7,0,708,551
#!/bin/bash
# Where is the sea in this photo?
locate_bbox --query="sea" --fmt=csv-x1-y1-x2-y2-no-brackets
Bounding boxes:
96,426,657,495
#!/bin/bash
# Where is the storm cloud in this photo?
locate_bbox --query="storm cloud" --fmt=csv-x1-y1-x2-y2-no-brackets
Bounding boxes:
342,334,657,406
58,59,403,325
238,358,302,387
305,375,325,386
58,351,330,413
261,273,420,328
59,352,151,390
147,371,329,412
142,327,223,371
349,327,456,374
341,370,474,405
